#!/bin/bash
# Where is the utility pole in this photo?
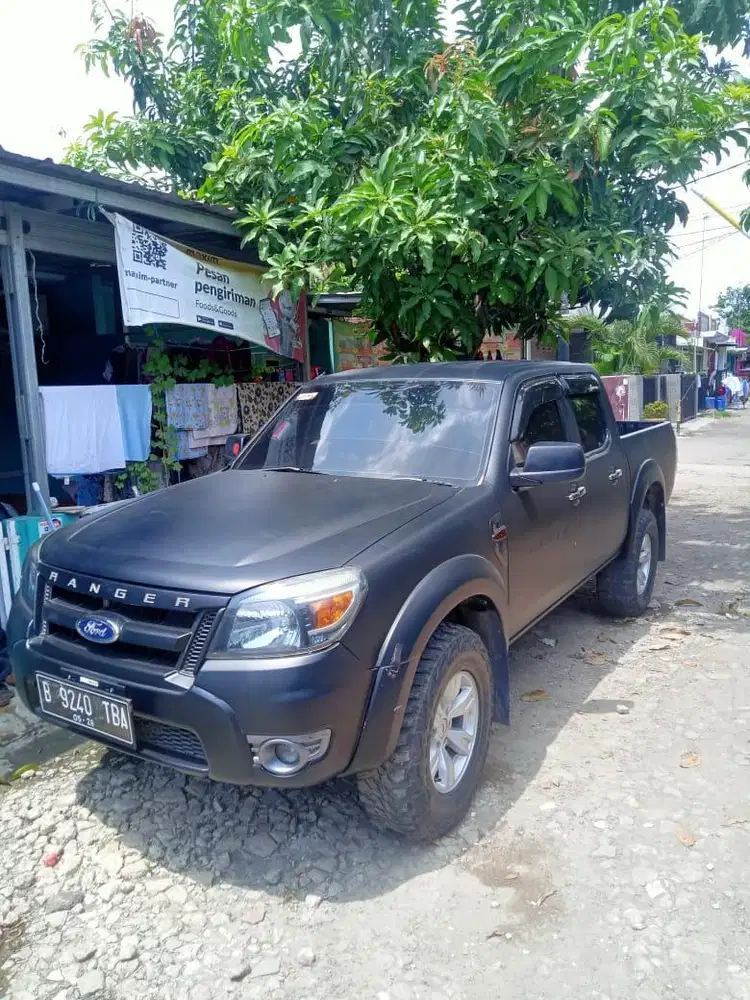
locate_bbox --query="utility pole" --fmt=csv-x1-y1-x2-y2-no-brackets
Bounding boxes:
695,213,707,373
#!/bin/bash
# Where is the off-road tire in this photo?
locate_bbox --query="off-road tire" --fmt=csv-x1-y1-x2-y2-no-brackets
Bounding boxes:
357,623,493,841
596,508,659,617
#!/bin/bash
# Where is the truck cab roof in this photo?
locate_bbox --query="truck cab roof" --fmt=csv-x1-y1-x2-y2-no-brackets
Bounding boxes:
316,360,599,387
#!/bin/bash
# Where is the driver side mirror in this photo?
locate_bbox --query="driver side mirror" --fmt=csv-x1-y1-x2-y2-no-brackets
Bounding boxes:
509,442,586,490
225,434,251,461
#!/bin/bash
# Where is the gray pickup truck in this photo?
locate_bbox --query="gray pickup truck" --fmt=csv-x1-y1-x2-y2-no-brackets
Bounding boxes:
9,361,676,839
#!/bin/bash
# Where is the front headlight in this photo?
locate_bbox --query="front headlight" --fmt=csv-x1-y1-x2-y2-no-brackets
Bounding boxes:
211,568,367,658
20,538,44,606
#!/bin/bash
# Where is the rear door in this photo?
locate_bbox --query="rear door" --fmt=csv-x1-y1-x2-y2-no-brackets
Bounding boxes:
503,377,583,637
562,374,630,576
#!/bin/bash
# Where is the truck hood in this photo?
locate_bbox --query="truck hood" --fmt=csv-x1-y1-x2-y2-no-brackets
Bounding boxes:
40,470,454,595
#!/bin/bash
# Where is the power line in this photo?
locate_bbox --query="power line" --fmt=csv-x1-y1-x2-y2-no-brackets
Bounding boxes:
672,219,737,234
675,210,750,234
681,200,750,219
676,231,742,260
671,225,735,243
671,226,735,249
679,232,736,258
666,161,748,191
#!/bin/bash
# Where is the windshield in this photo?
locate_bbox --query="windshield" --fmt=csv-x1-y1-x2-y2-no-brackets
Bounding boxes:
237,379,500,486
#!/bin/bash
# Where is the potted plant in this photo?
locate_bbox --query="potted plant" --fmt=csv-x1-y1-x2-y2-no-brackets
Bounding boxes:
643,401,670,422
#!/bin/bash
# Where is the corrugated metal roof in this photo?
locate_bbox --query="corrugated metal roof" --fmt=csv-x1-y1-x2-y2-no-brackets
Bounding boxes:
0,146,235,220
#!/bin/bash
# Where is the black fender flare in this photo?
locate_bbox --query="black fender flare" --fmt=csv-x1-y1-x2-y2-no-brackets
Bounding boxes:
345,554,509,774
627,459,667,560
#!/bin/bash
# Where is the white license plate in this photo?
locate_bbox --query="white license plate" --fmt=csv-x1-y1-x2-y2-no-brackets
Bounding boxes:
35,673,134,747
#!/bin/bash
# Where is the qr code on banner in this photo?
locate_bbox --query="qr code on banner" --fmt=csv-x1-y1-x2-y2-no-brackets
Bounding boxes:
131,223,167,269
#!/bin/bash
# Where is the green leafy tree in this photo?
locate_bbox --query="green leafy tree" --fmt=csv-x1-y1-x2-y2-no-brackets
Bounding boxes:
68,0,750,359
715,284,750,332
591,0,750,53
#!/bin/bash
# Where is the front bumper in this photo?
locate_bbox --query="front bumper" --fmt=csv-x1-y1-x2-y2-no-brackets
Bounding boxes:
7,593,373,787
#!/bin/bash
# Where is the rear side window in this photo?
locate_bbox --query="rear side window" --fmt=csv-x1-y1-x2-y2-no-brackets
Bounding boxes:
513,399,566,465
570,393,608,453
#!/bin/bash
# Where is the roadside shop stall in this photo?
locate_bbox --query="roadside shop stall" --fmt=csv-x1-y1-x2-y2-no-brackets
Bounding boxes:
0,149,311,624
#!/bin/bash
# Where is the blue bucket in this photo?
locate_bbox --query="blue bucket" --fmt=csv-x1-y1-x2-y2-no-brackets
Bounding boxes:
705,396,716,409
716,396,727,411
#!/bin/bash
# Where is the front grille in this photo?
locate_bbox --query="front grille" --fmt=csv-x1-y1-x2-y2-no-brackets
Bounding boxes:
134,718,207,766
47,623,178,669
38,568,226,675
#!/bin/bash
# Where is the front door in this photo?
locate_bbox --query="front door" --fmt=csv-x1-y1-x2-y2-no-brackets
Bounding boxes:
503,380,582,638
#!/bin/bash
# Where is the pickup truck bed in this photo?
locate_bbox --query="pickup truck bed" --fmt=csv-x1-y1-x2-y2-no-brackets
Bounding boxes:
618,419,678,489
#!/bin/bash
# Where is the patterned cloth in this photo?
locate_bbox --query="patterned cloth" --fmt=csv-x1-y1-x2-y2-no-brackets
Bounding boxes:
175,431,207,460
237,383,300,438
188,385,238,448
165,383,210,431
165,383,211,460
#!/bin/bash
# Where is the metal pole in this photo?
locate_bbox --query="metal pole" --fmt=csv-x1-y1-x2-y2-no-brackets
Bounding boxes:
0,202,50,512
327,318,337,373
0,244,31,506
695,213,707,374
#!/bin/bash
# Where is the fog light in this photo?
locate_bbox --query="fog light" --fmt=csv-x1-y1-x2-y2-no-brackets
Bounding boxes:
248,729,331,777
275,742,301,766
258,739,307,776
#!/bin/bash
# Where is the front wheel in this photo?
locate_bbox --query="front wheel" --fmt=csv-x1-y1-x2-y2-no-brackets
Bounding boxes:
357,623,493,841
596,508,659,617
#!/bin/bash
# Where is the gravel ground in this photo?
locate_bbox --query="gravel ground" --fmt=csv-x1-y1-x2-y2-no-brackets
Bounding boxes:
2,409,750,1000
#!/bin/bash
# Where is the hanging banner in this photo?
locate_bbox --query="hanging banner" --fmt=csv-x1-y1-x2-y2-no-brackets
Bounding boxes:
110,213,305,362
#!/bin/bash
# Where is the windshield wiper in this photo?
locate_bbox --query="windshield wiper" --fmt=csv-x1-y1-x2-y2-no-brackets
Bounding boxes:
387,475,457,487
267,468,455,486
266,466,329,475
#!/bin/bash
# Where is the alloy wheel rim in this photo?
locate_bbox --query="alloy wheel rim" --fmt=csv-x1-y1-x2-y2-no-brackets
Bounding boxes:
637,533,653,596
429,670,480,794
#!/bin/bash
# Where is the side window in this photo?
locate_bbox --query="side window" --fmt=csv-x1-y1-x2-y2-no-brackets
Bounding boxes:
570,392,608,453
512,399,566,466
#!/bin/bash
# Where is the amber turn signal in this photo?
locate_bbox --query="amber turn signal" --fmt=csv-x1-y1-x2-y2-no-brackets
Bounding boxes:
310,590,355,631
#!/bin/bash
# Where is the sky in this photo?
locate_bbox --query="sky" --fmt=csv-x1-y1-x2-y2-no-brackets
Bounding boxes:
0,0,748,321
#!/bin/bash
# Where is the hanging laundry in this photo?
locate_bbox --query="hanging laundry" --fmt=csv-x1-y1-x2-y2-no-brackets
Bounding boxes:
116,385,153,462
188,385,238,448
40,386,126,475
237,383,299,438
165,383,211,461
165,383,210,431
174,431,208,461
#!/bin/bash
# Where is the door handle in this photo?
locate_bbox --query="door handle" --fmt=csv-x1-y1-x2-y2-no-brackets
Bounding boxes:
568,486,587,503
608,468,623,483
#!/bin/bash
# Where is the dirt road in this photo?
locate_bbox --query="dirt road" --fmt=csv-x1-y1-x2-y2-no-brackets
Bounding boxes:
2,410,749,1000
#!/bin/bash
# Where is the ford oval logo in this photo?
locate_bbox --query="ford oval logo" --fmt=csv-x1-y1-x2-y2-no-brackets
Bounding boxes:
75,615,122,645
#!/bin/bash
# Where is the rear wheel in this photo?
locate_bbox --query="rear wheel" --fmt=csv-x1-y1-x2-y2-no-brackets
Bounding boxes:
357,623,493,841
596,508,659,617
